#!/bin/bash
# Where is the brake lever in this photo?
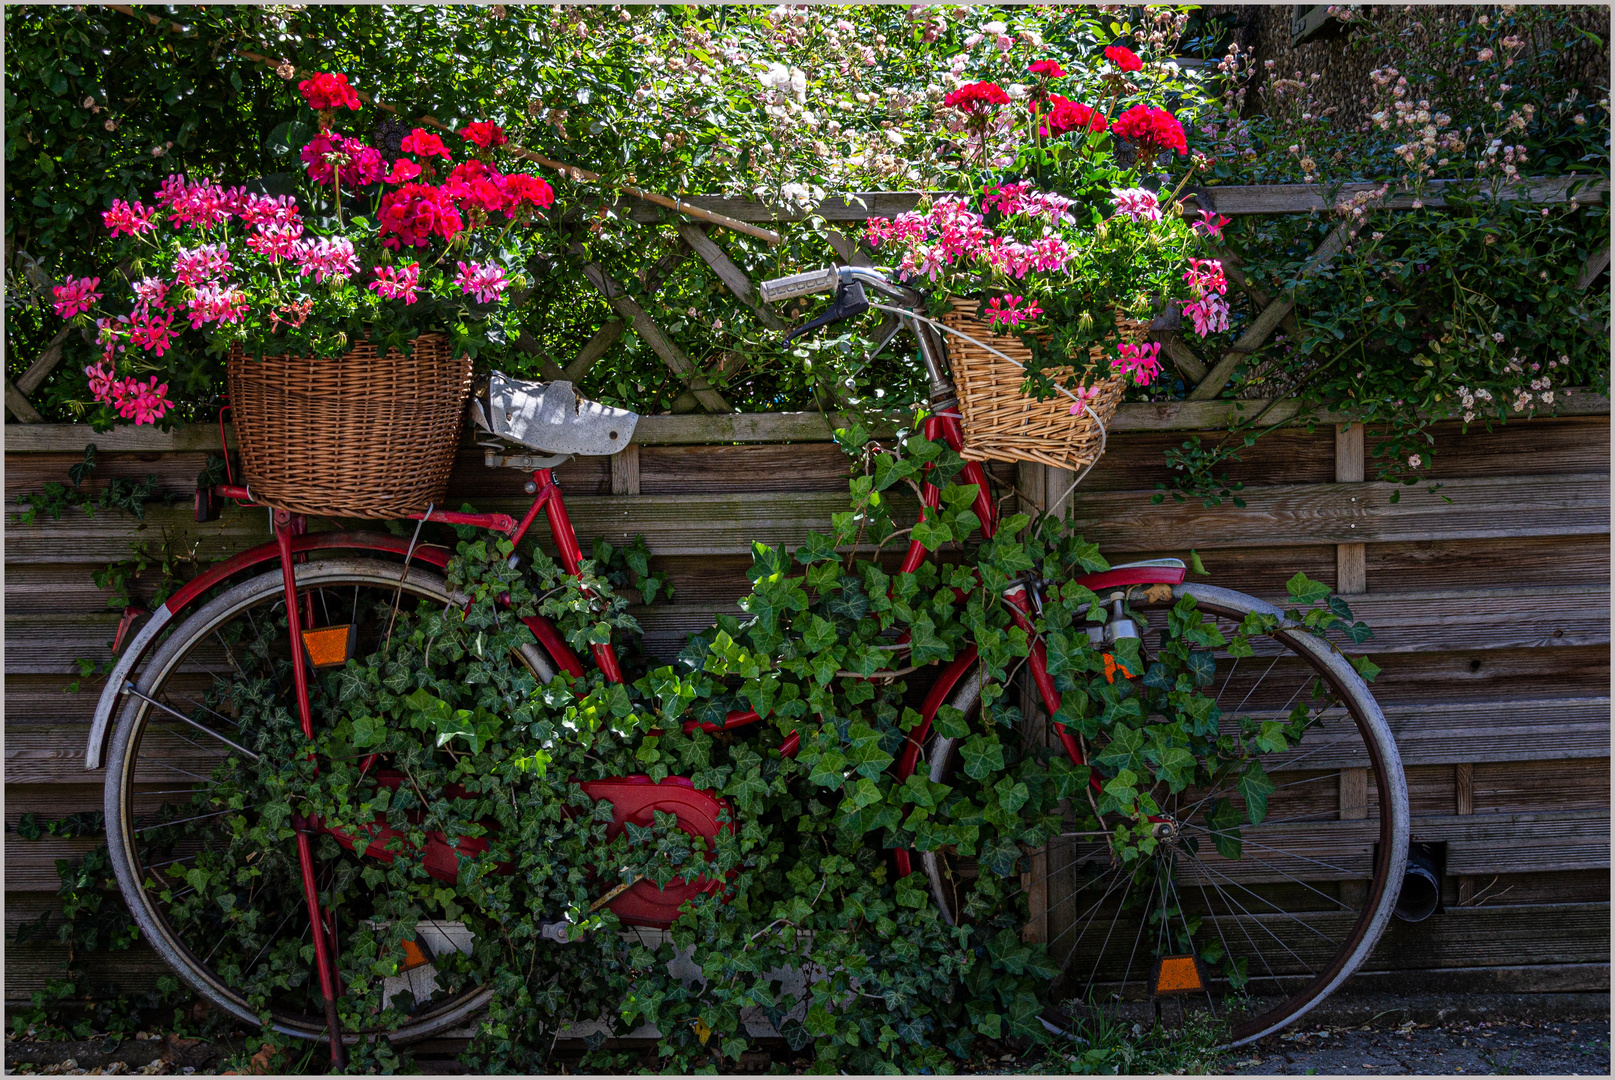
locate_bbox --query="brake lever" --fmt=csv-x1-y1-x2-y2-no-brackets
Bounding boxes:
782,281,869,346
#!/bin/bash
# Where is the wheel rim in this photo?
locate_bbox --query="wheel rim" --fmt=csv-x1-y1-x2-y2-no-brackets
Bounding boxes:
919,583,1407,1045
104,559,553,1042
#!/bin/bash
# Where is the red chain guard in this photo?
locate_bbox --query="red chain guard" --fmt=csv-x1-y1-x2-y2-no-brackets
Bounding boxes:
316,772,732,927
578,775,734,928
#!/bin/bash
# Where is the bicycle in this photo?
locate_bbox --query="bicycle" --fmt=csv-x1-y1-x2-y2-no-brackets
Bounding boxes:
87,263,1408,1063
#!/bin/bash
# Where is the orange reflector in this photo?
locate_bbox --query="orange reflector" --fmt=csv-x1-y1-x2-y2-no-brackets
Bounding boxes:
1151,954,1208,996
301,624,354,668
400,939,432,971
1102,653,1132,683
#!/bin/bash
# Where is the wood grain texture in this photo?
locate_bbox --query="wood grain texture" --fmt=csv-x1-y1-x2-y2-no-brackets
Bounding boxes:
1066,473,1609,549
8,394,1609,453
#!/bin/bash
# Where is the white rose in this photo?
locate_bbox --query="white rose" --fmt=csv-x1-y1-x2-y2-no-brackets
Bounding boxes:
982,20,1007,34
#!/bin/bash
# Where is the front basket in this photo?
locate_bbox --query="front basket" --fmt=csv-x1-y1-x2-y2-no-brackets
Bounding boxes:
941,298,1147,474
227,333,472,519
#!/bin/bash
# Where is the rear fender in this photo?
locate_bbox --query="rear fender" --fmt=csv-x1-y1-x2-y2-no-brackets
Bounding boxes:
85,533,454,771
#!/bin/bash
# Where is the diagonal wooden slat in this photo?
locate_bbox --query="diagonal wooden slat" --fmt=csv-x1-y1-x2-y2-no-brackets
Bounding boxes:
572,244,732,413
1189,220,1357,401
6,380,44,423
675,222,787,333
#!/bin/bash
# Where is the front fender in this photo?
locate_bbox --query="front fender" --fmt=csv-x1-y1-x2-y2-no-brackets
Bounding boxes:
84,532,453,771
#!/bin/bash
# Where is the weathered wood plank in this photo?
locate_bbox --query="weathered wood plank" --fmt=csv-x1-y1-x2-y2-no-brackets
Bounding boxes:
1188,175,1609,216
6,379,45,423
1367,534,1611,592
1068,473,1609,549
1345,585,1611,652
675,221,788,333
10,394,1606,453
1368,645,1609,707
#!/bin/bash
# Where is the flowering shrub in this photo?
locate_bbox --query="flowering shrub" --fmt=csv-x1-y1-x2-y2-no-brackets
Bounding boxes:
47,72,556,428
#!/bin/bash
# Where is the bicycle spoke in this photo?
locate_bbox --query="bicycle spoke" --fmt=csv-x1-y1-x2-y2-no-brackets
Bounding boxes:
1181,849,1336,956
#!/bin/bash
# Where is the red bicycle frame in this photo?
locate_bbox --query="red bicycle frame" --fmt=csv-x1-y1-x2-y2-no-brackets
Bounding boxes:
226,397,1177,1061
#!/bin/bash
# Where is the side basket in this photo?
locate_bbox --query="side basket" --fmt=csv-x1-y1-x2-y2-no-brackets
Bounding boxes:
941,297,1148,474
227,333,472,519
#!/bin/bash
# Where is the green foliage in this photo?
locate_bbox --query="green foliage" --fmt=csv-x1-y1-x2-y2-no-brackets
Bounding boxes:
78,425,1384,1073
12,444,178,525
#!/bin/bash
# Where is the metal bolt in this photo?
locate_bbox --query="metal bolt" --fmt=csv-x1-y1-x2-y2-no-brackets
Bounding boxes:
524,479,538,495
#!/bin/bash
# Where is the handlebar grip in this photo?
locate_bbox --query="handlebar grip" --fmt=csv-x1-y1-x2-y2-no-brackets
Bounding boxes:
760,267,838,303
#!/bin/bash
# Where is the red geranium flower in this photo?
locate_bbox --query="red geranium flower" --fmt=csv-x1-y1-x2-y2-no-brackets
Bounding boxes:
399,128,452,160
444,159,510,215
376,182,464,248
1111,104,1187,157
459,121,508,149
1104,45,1144,72
298,72,361,111
943,81,1011,113
503,173,555,211
386,158,422,184
1036,95,1108,136
1028,59,1067,79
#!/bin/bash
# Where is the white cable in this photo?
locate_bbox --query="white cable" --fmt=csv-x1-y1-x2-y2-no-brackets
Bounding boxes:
864,300,1108,515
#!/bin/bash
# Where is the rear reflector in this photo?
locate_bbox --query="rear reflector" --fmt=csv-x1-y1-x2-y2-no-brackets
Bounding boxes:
1151,954,1208,996
301,624,355,668
400,939,432,971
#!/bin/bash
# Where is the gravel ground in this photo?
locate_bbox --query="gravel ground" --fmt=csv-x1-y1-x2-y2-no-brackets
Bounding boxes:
1226,1017,1611,1076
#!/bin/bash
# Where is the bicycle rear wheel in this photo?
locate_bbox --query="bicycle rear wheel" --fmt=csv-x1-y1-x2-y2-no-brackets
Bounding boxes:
918,583,1407,1045
103,557,556,1043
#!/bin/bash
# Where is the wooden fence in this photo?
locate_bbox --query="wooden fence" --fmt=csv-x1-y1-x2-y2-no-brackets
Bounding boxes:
5,393,1609,1008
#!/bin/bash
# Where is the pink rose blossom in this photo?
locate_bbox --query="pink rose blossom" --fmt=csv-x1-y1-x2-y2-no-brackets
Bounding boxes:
51,276,103,319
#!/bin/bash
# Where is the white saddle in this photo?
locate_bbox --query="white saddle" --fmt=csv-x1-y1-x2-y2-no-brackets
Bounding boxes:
471,371,639,457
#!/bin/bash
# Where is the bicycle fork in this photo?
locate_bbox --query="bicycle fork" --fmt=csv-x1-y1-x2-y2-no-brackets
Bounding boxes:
274,511,347,1070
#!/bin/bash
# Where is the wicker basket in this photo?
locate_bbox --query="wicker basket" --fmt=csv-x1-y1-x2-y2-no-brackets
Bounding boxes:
941,297,1149,473
227,333,472,519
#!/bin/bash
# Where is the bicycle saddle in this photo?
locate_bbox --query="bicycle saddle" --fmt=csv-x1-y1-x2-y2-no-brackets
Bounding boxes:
470,371,639,457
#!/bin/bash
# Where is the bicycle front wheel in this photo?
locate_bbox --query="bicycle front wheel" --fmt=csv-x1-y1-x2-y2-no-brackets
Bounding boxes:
103,557,557,1043
919,582,1407,1045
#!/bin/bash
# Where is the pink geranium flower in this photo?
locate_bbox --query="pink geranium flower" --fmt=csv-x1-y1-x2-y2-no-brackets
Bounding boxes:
114,376,174,425
369,262,422,304
52,276,103,319
103,200,157,238
1194,209,1232,237
173,243,232,285
84,362,119,403
128,308,177,356
399,128,452,160
985,294,1044,327
454,260,508,304
131,276,170,310
1067,384,1102,416
386,158,422,184
1111,187,1163,222
186,284,250,329
236,193,302,228
296,237,359,283
1113,341,1163,385
1184,294,1231,337
245,222,305,263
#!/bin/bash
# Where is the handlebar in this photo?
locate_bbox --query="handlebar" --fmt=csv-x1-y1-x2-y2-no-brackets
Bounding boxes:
759,267,839,303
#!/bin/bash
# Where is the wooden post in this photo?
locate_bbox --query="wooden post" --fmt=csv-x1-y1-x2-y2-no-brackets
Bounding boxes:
610,445,641,496
1336,421,1370,907
1335,422,1367,595
1455,762,1475,905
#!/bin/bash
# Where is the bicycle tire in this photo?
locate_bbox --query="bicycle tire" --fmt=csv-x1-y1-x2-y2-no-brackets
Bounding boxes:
914,582,1408,1046
103,557,557,1044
